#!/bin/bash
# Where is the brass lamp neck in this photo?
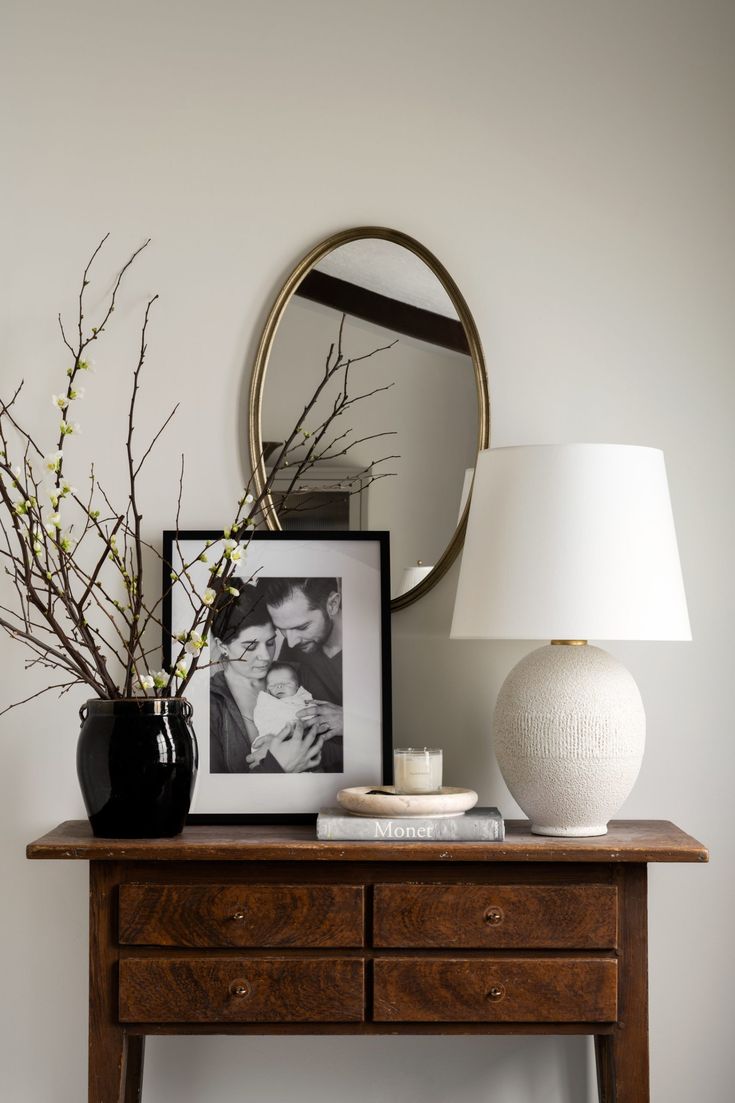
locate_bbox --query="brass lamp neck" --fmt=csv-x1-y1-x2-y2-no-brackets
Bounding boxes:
550,640,588,646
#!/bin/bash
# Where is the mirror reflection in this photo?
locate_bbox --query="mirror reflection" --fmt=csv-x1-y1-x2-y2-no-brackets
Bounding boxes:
250,231,488,605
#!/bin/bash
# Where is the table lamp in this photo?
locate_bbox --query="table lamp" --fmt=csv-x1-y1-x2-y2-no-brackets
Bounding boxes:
450,444,691,836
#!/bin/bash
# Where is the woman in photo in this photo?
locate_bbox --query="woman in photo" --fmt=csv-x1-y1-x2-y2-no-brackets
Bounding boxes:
209,580,324,773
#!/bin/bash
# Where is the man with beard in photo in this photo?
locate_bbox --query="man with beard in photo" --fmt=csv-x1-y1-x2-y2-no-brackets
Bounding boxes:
260,577,343,771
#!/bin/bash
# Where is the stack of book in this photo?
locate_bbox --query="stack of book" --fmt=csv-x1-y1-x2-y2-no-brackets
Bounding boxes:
316,806,504,841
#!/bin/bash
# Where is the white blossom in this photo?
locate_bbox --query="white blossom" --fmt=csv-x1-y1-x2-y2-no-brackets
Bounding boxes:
43,512,61,535
152,670,168,689
60,420,81,437
174,657,190,680
43,451,63,473
202,588,216,606
68,385,85,401
184,630,205,656
136,673,155,691
223,538,243,563
51,394,69,409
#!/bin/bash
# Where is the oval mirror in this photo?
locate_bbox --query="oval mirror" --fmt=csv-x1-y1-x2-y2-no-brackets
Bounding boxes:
248,227,489,610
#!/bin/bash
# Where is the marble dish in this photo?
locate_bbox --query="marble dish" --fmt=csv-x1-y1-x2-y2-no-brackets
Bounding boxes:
336,786,478,818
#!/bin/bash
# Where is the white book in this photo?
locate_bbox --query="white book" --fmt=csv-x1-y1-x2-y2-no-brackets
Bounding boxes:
316,807,504,841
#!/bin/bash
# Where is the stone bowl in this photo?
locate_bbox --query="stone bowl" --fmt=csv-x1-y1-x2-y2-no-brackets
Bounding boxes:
337,786,478,818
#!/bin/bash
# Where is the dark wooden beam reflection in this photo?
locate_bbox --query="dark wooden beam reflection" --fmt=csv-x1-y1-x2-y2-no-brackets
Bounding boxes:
295,270,470,355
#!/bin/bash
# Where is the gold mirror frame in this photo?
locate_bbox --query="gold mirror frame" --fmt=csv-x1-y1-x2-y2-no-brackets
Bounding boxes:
248,226,490,612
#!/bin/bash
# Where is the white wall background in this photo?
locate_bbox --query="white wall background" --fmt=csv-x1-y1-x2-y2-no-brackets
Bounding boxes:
1,1,732,1100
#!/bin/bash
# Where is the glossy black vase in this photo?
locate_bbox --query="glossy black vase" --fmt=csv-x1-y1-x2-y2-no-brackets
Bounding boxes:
77,698,198,838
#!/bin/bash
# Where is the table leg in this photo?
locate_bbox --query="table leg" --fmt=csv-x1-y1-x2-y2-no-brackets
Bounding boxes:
89,862,146,1103
86,1029,145,1103
89,1024,143,1103
594,1034,616,1101
124,1035,145,1103
594,865,650,1102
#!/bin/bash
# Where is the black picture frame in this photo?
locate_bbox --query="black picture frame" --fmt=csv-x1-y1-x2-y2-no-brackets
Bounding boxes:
162,530,392,824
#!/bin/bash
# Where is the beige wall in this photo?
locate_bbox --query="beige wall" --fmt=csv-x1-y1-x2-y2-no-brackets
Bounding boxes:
1,1,733,1100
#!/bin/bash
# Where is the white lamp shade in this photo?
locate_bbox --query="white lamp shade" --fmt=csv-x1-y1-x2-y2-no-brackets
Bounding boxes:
451,444,691,641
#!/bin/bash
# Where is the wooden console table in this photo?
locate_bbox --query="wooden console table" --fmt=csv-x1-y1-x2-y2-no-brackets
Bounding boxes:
26,819,707,1103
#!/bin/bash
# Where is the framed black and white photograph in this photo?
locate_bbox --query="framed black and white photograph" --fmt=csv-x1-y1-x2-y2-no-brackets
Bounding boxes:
162,530,392,822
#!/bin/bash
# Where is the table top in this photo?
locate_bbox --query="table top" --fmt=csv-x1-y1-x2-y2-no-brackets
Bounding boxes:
26,820,708,863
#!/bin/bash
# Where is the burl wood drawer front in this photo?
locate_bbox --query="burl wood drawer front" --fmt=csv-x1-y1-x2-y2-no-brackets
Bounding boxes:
119,884,365,947
373,884,617,949
119,957,365,1022
373,957,617,1022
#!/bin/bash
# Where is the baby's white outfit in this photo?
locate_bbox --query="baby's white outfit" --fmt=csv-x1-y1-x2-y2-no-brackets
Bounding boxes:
253,685,313,741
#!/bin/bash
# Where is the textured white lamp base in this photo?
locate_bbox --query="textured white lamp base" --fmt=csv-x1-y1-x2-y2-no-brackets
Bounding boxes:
493,644,645,837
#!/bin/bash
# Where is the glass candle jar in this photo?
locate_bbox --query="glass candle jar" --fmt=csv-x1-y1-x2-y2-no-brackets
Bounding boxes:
393,747,443,794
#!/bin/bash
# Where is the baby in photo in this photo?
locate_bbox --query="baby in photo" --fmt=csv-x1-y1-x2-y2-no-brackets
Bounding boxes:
252,662,313,753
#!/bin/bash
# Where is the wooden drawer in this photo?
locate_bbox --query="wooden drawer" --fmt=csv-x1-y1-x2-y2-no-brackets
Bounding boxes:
119,956,365,1022
373,956,617,1022
373,884,617,949
119,883,365,947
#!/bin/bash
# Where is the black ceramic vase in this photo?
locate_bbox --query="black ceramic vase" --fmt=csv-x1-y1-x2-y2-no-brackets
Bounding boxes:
76,698,198,838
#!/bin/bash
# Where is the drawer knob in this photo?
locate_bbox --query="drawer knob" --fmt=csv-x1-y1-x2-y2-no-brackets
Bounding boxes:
486,985,506,1002
229,979,252,999
484,906,504,925
231,911,247,921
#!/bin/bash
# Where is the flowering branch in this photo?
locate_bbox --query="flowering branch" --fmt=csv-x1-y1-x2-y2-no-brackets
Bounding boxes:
0,237,397,710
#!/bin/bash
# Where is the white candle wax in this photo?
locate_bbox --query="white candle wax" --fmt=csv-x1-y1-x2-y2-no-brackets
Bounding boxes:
393,748,443,794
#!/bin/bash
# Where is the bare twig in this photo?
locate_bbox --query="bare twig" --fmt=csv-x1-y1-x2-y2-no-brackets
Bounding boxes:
133,404,179,479
0,680,83,718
